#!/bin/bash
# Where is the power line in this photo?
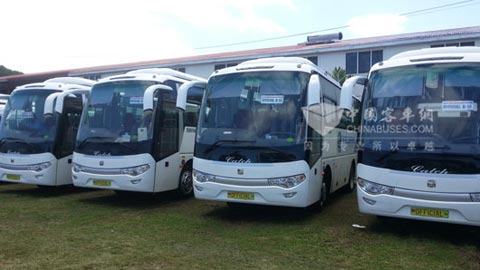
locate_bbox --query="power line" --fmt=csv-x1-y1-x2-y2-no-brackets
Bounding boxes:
194,0,478,50
399,0,474,16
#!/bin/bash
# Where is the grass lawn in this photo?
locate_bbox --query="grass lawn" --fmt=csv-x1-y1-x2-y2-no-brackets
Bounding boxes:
0,183,478,270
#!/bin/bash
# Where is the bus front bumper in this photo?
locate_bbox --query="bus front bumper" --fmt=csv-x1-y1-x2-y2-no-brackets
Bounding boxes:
357,186,480,226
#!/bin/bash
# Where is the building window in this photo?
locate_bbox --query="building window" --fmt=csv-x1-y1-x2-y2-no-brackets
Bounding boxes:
214,63,238,71
372,50,383,66
346,50,383,74
214,64,226,71
431,41,476,48
85,75,101,81
307,56,318,65
358,51,371,73
345,53,357,74
461,41,475,46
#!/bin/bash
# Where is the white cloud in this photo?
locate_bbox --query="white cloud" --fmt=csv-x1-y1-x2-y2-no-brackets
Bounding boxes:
147,0,293,33
347,14,408,38
0,0,295,73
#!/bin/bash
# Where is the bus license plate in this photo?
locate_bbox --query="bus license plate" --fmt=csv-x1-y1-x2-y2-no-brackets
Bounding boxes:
411,207,449,219
92,179,111,187
227,191,254,201
6,174,20,181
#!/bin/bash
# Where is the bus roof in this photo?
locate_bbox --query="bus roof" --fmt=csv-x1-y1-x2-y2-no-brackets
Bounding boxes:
13,77,95,93
371,46,480,73
211,57,340,88
98,68,206,85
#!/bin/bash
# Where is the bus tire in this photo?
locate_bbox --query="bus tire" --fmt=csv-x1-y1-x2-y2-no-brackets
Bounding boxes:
306,174,329,213
344,162,356,193
177,164,193,197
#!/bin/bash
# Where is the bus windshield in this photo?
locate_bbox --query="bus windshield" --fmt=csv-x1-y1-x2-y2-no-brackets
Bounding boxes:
0,90,59,154
195,71,309,163
361,64,480,174
75,80,157,156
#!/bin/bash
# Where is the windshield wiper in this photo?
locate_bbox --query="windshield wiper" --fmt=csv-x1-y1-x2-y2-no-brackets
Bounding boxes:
76,136,116,149
450,136,480,143
204,139,256,154
0,137,36,148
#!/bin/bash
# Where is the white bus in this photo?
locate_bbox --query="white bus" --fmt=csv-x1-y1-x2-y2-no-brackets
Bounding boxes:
72,68,206,195
340,46,480,226
0,94,9,120
189,57,358,208
0,77,94,186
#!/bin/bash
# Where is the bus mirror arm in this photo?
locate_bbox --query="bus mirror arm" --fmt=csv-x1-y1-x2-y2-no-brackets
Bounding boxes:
143,84,174,112
54,89,90,114
176,81,207,111
307,74,321,106
44,92,62,116
339,76,367,111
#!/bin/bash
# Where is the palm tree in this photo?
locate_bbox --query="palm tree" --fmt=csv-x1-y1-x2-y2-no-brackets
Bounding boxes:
332,67,346,86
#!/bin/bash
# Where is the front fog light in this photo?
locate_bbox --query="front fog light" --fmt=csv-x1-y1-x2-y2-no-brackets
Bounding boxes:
358,178,394,195
283,192,297,198
130,179,141,184
268,174,306,188
470,193,480,202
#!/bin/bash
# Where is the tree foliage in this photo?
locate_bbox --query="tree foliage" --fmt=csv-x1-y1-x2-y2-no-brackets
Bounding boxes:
0,65,23,76
332,66,346,86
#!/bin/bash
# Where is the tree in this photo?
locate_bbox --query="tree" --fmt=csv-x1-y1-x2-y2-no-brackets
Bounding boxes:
0,65,23,76
332,66,346,86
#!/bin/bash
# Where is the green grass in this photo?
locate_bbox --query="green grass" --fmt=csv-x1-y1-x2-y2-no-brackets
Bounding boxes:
0,183,478,270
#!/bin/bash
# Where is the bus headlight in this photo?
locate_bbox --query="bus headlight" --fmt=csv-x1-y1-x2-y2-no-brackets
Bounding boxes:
268,174,306,189
121,165,150,176
358,178,394,195
72,163,83,173
470,193,480,202
193,170,216,183
28,162,51,172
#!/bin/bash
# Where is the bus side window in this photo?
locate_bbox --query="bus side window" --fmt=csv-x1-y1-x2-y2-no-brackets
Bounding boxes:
57,95,83,158
184,87,203,127
153,91,179,160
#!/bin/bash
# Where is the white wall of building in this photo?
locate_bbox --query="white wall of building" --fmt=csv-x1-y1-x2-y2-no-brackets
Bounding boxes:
185,64,214,80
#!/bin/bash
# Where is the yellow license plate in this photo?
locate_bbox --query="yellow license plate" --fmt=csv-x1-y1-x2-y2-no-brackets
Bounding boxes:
6,174,20,181
227,191,254,201
411,207,449,219
92,179,111,187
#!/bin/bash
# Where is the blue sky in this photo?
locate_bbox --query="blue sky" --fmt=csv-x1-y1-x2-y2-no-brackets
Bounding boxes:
0,0,478,73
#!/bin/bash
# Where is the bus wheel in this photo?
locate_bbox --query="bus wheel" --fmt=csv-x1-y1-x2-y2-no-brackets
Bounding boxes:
306,181,327,213
177,165,193,197
344,163,356,193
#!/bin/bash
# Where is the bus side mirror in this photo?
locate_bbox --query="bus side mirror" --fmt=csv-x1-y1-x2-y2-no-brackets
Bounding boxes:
339,76,367,110
176,81,207,111
54,89,90,114
307,74,321,106
44,92,62,117
143,84,174,113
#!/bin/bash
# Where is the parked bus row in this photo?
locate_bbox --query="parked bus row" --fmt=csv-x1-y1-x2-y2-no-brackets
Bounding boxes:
0,46,479,227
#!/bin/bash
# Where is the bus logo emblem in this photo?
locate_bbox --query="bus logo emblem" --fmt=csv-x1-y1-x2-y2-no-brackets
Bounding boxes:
10,159,14,163
237,169,244,175
427,180,436,188
99,161,104,166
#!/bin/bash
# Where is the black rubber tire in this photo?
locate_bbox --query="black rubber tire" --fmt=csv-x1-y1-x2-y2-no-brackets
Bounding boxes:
176,164,193,197
344,163,356,193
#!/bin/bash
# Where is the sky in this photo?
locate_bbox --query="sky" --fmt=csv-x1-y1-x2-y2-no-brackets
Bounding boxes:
0,0,479,74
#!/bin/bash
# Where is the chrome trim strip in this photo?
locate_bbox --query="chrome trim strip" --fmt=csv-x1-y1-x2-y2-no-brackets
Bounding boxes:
394,188,472,202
